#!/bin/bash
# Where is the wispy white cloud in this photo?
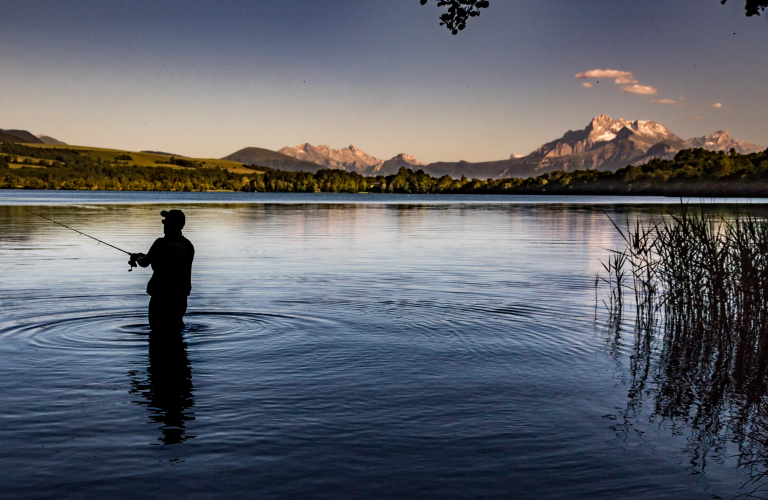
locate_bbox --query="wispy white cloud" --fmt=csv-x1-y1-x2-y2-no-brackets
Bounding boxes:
652,99,676,104
712,103,723,108
685,116,702,121
615,75,639,84
621,85,658,95
575,69,637,84
575,68,663,98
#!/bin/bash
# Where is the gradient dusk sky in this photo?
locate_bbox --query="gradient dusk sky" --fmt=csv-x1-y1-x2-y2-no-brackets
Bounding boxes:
1,0,766,163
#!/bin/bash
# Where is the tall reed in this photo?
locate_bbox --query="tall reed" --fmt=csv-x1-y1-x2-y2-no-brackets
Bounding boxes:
604,205,768,495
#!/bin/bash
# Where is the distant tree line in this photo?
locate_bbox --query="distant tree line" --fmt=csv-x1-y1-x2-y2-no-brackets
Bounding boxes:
515,148,768,197
2,142,768,196
0,143,252,191
154,157,204,168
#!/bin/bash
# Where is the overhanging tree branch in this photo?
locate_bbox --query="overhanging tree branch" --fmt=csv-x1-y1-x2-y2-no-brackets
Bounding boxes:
721,0,766,16
420,0,764,35
420,0,490,35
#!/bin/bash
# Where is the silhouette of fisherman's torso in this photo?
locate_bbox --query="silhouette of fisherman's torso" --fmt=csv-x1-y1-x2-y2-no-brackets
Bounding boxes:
132,210,194,332
146,232,194,297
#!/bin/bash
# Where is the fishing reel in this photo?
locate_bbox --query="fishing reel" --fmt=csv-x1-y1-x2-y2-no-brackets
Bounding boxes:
128,254,139,272
128,253,145,272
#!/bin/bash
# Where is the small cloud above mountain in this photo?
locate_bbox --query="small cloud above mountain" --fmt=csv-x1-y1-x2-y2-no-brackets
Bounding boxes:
575,68,661,96
712,103,724,109
575,69,637,84
652,99,677,105
622,85,658,95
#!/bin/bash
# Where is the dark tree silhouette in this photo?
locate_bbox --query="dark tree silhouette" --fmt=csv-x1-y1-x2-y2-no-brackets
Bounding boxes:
420,0,763,35
420,0,490,35
722,0,767,16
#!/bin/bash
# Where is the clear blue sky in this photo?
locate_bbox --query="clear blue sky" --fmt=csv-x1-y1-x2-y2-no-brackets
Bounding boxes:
1,0,765,163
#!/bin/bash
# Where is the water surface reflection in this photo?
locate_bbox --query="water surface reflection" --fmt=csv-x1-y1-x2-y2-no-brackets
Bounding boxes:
600,208,768,497
130,332,195,445
0,196,761,499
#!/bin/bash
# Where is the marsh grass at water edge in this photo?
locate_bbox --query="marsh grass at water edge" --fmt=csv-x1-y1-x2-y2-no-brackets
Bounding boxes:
603,205,768,498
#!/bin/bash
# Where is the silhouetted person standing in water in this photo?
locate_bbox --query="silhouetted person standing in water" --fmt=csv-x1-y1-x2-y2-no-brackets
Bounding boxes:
130,210,194,332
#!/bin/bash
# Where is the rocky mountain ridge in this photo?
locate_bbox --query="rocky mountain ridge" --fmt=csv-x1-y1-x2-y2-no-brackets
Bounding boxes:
222,147,327,172
422,116,765,179
684,130,762,154
278,143,383,173
4,121,763,181
277,143,425,175
266,116,763,179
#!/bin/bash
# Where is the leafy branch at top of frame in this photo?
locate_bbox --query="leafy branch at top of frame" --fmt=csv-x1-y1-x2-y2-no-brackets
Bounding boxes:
420,0,762,38
420,0,490,35
722,0,767,16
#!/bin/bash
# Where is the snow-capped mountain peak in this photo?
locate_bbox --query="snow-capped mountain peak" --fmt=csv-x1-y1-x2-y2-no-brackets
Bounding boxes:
277,144,425,175
530,115,681,161
684,131,763,154
585,115,678,145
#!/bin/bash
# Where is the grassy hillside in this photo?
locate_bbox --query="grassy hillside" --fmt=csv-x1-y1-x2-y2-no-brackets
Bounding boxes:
0,142,260,191
21,143,254,173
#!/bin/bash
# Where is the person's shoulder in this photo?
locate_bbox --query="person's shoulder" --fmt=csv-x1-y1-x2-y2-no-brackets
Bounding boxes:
181,234,194,249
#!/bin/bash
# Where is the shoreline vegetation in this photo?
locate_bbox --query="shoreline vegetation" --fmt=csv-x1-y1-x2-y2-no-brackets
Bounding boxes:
602,207,768,494
2,142,768,197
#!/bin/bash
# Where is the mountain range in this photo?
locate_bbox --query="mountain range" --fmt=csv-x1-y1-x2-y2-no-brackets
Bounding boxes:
227,115,764,179
419,116,764,179
221,146,332,172
278,144,426,175
3,116,764,179
223,143,427,175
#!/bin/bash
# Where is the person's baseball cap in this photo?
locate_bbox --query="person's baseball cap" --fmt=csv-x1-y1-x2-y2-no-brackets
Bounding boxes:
161,209,186,229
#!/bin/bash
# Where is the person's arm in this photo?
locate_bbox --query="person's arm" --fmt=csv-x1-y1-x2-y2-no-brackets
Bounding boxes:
129,253,149,270
130,253,151,267
129,240,159,269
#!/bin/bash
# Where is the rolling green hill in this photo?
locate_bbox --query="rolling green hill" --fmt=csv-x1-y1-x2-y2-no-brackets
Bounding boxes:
20,143,255,173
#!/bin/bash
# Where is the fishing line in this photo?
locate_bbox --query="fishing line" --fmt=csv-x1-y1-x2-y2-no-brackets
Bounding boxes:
27,210,136,270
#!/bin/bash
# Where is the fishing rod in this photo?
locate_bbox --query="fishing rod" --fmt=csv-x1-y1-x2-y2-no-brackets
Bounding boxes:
28,210,137,270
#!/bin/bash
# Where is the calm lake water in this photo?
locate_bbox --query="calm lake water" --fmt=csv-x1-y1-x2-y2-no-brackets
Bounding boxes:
2,191,767,499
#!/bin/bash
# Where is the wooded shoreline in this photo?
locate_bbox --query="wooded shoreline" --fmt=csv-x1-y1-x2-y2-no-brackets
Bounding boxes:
2,143,768,198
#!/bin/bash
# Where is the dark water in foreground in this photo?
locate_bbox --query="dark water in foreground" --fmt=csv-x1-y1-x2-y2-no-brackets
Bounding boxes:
1,192,765,499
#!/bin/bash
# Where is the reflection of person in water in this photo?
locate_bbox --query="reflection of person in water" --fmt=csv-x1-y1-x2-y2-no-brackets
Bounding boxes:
130,332,195,445
130,210,195,332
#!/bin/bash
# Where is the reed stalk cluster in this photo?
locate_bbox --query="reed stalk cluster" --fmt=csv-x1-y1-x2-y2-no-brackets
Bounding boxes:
604,206,768,495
